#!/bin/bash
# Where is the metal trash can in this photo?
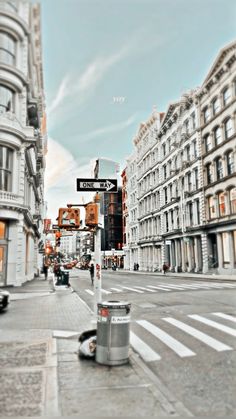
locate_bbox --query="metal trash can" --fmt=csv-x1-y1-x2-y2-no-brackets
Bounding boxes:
96,300,131,366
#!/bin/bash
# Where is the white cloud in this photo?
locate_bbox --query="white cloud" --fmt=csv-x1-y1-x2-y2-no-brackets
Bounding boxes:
45,137,94,221
79,114,137,142
47,75,70,116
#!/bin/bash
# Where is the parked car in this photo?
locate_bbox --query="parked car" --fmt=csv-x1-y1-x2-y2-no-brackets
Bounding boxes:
0,290,10,311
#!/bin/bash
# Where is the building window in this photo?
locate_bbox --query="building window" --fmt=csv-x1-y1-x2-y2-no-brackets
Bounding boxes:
194,168,199,189
162,143,166,157
204,134,212,152
196,199,200,224
163,165,167,180
226,151,235,175
223,87,231,106
192,140,197,158
229,188,236,213
0,32,16,65
222,232,230,266
185,145,190,161
218,192,226,216
203,107,210,123
0,85,13,113
0,221,6,239
187,172,192,191
0,145,13,191
208,196,216,219
206,163,213,184
215,157,224,180
214,126,222,146
191,112,196,130
224,118,233,139
212,97,221,115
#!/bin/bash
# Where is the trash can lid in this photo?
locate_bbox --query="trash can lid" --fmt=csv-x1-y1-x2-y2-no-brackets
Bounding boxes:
98,300,131,309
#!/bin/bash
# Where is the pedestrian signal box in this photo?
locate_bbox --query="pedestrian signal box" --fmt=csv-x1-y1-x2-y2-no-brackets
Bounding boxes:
58,208,80,227
85,203,98,227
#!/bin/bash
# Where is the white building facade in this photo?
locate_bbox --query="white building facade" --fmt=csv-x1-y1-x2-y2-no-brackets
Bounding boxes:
125,41,236,275
0,0,47,286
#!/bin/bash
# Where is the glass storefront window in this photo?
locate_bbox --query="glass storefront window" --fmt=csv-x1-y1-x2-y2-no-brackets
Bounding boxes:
222,232,230,264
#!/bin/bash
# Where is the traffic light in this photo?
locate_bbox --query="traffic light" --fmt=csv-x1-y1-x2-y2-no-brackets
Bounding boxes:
58,207,80,227
45,242,53,255
85,203,99,227
55,231,61,247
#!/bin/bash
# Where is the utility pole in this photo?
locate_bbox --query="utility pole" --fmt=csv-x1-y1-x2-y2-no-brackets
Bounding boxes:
94,193,102,313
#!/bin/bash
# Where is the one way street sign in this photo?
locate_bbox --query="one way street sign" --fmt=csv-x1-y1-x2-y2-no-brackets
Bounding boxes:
76,178,118,192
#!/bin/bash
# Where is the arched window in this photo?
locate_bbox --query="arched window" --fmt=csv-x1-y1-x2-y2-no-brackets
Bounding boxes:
0,31,16,65
0,85,13,113
203,107,210,123
215,157,224,180
218,192,226,216
214,126,222,146
223,87,231,106
229,188,236,214
204,134,212,152
0,145,13,191
224,118,233,139
212,97,221,115
206,163,213,183
208,196,216,219
226,151,235,175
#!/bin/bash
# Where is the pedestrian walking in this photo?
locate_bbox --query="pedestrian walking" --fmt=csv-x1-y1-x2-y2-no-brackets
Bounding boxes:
43,263,49,280
163,262,169,275
89,263,94,285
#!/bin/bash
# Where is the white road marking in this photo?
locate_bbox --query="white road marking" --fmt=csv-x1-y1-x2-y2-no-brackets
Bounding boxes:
212,312,236,323
163,317,232,352
130,332,161,362
110,288,123,292
188,315,236,337
101,288,112,294
121,286,144,293
85,289,94,295
147,285,171,292
135,286,156,292
137,320,195,358
158,284,187,290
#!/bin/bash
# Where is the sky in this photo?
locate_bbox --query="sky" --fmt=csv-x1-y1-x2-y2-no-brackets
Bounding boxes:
36,0,236,222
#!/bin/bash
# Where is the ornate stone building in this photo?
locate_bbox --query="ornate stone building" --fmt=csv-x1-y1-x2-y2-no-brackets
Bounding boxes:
125,40,236,275
0,0,47,286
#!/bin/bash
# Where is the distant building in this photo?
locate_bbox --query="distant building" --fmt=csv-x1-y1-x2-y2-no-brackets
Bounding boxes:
0,0,47,286
60,232,77,257
99,188,123,268
94,158,119,179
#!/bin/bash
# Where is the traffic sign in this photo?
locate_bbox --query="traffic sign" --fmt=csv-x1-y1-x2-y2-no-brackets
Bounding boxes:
76,178,117,192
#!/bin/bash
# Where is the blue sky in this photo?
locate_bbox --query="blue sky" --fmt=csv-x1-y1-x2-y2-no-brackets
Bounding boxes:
37,0,236,221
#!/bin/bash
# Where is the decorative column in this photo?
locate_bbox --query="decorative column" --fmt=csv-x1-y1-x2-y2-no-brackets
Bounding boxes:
228,231,235,269
201,233,209,273
216,233,223,270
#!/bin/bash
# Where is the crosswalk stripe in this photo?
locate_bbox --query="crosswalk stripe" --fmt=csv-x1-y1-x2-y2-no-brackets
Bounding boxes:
110,288,123,292
147,285,171,292
85,289,94,295
101,288,112,294
130,331,161,362
178,283,209,289
194,283,223,289
121,286,144,293
135,286,156,292
188,315,236,337
212,313,236,323
137,320,195,358
158,284,186,290
163,317,232,352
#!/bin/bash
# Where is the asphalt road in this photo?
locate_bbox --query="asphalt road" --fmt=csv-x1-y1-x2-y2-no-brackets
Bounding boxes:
71,268,236,417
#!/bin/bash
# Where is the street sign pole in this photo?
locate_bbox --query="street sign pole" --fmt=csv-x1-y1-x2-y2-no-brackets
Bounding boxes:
94,195,102,314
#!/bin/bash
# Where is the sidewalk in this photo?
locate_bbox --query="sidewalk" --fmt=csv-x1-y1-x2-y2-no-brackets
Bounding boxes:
0,276,192,417
121,269,236,281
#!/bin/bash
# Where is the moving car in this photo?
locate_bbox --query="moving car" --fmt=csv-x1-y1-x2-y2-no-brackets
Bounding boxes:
0,290,10,311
